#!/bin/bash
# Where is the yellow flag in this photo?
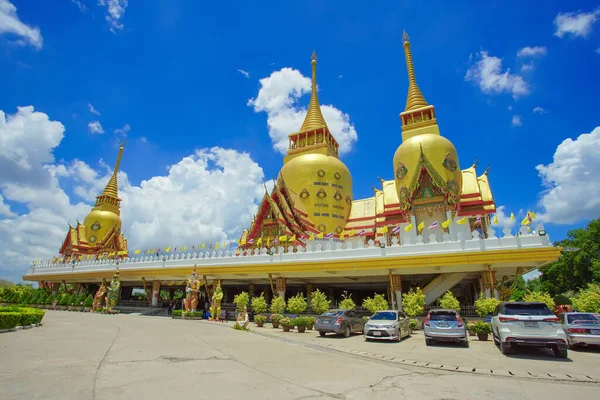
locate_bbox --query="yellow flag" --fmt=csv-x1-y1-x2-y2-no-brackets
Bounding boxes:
340,231,345,239
151,248,156,253
278,235,287,242
267,238,271,246
165,246,171,253
317,232,324,239
117,250,127,256
380,226,388,234
215,243,219,250
417,221,425,232
134,249,141,254
349,229,355,237
529,211,536,219
456,217,467,225
404,222,413,232
201,243,205,249
257,237,262,245
87,254,92,259
309,233,315,241
289,234,296,242
241,238,247,245
493,215,498,225
183,245,188,251
441,219,451,229
510,213,515,221
108,252,116,257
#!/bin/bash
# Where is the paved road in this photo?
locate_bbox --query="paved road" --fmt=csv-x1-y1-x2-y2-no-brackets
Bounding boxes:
0,311,598,400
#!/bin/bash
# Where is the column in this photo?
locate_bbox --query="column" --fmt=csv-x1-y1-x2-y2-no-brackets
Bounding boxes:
51,282,60,296
390,275,403,311
306,283,313,308
248,283,256,298
152,280,161,307
276,277,286,300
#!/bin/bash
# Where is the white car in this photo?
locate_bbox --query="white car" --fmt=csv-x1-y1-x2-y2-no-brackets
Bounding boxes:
364,310,411,341
490,302,568,358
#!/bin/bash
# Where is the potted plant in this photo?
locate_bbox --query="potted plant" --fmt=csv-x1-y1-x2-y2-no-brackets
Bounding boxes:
438,291,461,312
362,293,389,314
280,317,294,332
233,291,249,313
409,319,419,331
474,293,500,320
472,321,492,341
83,294,93,312
269,295,286,328
466,321,476,336
77,293,86,311
68,293,78,311
254,314,267,327
270,313,283,329
403,288,425,330
339,292,356,310
306,316,316,330
59,294,69,310
310,289,331,314
287,293,307,315
294,316,309,333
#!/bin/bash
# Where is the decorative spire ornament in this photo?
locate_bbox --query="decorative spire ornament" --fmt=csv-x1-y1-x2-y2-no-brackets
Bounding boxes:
300,50,328,132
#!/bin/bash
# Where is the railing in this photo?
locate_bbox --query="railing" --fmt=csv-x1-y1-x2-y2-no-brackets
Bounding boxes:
27,225,552,275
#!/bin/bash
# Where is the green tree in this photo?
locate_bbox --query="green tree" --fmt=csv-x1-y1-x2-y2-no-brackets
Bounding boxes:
438,291,460,312
572,283,600,313
309,289,330,314
233,291,249,312
338,292,356,310
251,292,268,314
522,291,555,309
287,293,307,314
270,295,286,314
402,288,425,317
474,294,500,317
362,293,389,313
538,218,600,295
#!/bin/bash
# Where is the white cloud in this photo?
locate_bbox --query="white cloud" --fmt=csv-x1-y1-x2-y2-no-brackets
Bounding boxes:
465,51,529,99
517,46,547,58
536,126,600,224
88,120,104,134
338,74,343,79
88,103,100,115
507,105,513,111
0,0,43,49
237,69,249,78
248,67,358,155
520,63,534,72
71,0,86,12
511,115,522,126
492,205,516,231
554,8,600,38
114,123,131,137
0,106,268,283
98,0,128,33
533,107,548,115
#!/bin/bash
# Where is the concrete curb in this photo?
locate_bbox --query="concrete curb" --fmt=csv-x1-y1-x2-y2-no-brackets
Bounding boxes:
0,323,43,334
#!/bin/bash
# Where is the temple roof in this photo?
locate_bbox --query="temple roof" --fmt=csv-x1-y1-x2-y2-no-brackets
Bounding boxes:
299,51,328,133
402,31,429,112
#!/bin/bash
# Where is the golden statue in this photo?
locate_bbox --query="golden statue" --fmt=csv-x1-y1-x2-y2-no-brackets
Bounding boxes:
92,278,108,311
210,281,224,321
105,267,121,312
183,265,202,313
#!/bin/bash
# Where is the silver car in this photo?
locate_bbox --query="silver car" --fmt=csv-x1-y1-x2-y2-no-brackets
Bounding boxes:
423,309,468,346
364,310,412,341
315,309,365,338
559,312,600,348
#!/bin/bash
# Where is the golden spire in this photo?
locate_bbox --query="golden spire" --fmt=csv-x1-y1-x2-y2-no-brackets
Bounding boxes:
98,141,125,200
402,31,429,112
299,50,328,132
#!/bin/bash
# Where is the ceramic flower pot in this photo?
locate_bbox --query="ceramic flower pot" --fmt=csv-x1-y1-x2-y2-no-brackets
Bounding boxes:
256,321,264,327
477,333,489,341
282,325,291,332
272,322,280,329
297,326,306,333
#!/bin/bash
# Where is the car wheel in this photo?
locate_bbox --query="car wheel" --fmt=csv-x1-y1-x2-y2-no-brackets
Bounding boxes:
343,326,351,338
553,347,568,358
462,339,469,348
395,329,401,341
500,342,512,355
408,328,412,337
492,331,500,345
425,338,432,346
319,331,326,337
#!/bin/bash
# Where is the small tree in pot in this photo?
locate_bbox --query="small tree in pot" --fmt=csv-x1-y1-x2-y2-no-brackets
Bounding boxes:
310,289,330,315
474,293,500,319
83,294,93,311
251,292,268,327
339,292,356,310
287,293,307,330
471,321,492,341
362,293,389,314
280,317,294,332
403,287,425,330
269,296,286,328
439,291,461,312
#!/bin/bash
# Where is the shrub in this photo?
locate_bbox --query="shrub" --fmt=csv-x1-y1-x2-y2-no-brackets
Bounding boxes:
254,314,267,324
294,316,310,327
474,294,500,317
77,293,87,306
233,323,249,331
69,293,78,306
172,310,183,317
59,294,70,306
522,291,555,309
37,292,48,305
439,291,460,312
362,293,389,314
83,294,93,307
409,319,418,330
339,292,356,310
269,314,283,324
270,296,286,314
251,292,268,314
0,312,21,329
553,294,572,306
0,307,45,328
287,293,307,314
310,289,330,314
280,317,294,328
402,288,425,317
233,291,249,312
572,284,600,313
46,294,55,305
471,321,492,335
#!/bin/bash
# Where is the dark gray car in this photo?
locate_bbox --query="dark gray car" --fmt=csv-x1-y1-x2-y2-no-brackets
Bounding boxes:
315,309,365,338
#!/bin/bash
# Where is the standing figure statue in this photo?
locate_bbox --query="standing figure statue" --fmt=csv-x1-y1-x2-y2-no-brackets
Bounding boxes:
183,265,202,313
210,281,224,321
236,306,249,329
92,278,108,312
105,267,121,312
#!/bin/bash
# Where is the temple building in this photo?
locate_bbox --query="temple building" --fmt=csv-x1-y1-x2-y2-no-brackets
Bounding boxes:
59,142,128,259
24,33,560,312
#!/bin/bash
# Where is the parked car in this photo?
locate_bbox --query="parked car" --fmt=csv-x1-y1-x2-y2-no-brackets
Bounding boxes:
490,302,568,358
559,312,600,349
314,309,365,338
363,310,411,342
423,309,468,346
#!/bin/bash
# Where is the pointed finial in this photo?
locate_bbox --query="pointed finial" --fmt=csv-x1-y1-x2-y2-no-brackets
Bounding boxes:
472,157,479,169
484,164,491,175
377,176,385,183
402,30,429,112
300,50,328,132
263,180,268,193
371,185,377,192
98,140,126,200
402,30,410,44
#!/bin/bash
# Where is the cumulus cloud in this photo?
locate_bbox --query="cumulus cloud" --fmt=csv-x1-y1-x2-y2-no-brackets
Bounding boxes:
492,205,516,231
465,51,529,99
533,107,548,115
0,0,43,49
248,67,358,155
114,123,131,137
536,126,600,224
554,8,600,38
88,103,100,115
88,120,104,134
98,0,128,33
511,115,522,126
0,106,268,283
71,0,86,12
520,63,534,72
237,69,249,78
517,46,547,58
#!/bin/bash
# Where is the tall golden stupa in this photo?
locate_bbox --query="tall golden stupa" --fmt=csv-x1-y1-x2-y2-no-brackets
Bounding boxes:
59,142,128,257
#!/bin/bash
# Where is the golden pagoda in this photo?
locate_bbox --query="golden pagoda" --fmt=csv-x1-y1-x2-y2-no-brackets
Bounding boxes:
59,141,128,257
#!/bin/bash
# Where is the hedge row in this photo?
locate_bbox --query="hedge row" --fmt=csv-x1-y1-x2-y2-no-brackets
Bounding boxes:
0,306,46,330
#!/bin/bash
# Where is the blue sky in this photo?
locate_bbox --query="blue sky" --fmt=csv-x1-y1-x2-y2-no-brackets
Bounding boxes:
1,0,599,283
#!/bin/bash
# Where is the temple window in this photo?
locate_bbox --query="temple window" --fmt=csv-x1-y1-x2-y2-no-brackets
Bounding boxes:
321,213,330,217
314,213,321,217
313,182,322,185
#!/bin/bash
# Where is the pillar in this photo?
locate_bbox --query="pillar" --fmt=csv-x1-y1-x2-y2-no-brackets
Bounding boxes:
248,283,256,298
390,274,403,311
152,281,161,307
276,277,286,300
306,283,313,308
51,282,60,296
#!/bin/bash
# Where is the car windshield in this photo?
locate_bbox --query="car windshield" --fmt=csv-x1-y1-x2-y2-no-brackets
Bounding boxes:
429,311,457,321
504,303,552,316
321,310,343,317
567,314,600,324
370,312,396,320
